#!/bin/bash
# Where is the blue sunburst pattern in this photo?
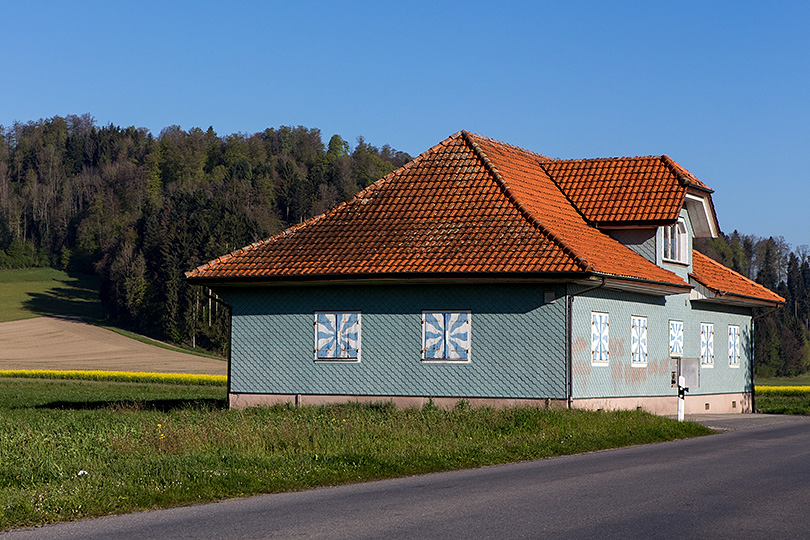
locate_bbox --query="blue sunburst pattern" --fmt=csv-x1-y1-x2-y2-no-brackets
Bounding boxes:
423,311,470,360
669,320,683,357
631,316,647,365
700,323,714,365
315,312,360,360
728,325,740,366
591,312,609,364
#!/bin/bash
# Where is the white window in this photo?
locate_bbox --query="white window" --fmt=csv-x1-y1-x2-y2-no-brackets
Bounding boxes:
728,325,741,367
663,218,688,264
700,323,714,367
591,312,609,364
669,320,683,357
631,316,648,366
422,311,470,361
315,312,361,361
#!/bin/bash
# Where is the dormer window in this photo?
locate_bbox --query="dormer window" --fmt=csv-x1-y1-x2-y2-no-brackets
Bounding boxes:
663,218,688,264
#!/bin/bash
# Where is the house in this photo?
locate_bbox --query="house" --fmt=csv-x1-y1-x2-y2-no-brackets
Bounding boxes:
186,131,783,414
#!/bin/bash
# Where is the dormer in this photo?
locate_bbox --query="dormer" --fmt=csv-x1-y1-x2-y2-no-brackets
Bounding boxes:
544,154,719,274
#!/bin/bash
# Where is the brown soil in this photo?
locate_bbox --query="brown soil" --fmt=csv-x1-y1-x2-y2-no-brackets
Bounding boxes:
0,317,227,375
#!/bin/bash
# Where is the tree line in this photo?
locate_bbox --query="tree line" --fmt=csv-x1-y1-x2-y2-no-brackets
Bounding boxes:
0,115,410,354
0,115,805,376
696,234,810,377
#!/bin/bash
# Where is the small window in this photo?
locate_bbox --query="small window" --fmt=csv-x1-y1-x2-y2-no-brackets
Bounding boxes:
591,312,609,365
422,311,470,361
631,316,647,366
700,323,714,367
663,219,688,264
728,325,741,367
315,312,361,361
669,320,683,357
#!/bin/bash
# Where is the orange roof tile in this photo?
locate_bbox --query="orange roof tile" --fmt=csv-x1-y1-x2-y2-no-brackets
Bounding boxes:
186,131,698,291
690,250,784,305
542,155,712,225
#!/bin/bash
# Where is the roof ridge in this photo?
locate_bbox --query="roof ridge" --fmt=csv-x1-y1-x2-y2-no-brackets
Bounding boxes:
462,130,551,161
460,130,593,272
661,155,713,194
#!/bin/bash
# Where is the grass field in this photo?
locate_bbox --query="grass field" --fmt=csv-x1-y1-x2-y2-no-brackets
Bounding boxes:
755,385,810,414
0,268,103,323
756,373,810,386
0,376,713,531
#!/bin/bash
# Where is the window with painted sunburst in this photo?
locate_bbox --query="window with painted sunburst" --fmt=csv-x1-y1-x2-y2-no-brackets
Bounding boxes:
728,325,740,367
314,312,361,361
591,312,609,365
422,311,471,361
631,316,648,366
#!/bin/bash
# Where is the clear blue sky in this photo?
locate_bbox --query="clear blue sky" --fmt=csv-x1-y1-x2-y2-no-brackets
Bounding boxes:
2,1,808,248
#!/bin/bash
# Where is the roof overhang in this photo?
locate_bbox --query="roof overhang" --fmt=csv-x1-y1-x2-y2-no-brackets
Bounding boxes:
596,274,691,296
684,192,719,239
689,276,783,308
188,271,691,297
186,271,596,288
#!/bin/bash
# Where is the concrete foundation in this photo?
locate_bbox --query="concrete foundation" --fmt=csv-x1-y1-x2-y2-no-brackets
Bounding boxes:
230,392,751,414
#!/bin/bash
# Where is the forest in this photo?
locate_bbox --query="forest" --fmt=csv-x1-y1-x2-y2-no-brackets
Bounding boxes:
0,115,806,376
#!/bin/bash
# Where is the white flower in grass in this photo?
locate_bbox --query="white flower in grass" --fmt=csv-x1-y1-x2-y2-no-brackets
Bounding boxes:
77,470,89,476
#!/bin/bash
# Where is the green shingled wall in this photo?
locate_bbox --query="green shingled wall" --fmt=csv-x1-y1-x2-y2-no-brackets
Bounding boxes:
219,283,567,399
571,287,753,399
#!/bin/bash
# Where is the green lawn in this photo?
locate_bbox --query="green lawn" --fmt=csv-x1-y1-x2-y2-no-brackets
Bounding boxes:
0,377,713,531
756,373,810,386
0,268,103,323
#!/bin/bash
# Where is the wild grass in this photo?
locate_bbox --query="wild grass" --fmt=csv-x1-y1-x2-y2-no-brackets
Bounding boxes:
0,378,712,531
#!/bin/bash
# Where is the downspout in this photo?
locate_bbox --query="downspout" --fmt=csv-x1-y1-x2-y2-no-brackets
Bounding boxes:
225,302,233,408
750,305,780,413
567,276,607,408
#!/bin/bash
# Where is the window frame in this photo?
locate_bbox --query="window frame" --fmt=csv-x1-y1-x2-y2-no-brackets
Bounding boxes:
728,325,741,367
314,311,362,363
591,312,610,365
700,322,714,367
663,218,688,264
421,311,471,363
631,316,648,367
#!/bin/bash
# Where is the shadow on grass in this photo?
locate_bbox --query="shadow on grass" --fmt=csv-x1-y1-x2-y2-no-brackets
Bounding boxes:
34,398,227,412
22,272,104,323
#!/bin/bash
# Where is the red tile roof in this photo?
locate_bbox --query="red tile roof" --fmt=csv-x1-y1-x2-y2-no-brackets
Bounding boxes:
542,155,711,225
188,131,691,290
188,131,776,305
690,250,784,305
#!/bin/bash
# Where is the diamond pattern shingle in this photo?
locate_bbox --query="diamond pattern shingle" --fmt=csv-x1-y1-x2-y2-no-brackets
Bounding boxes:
691,250,784,304
186,131,712,292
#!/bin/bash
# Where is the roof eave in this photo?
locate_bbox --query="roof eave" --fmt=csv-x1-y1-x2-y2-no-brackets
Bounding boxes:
185,270,597,287
689,275,784,307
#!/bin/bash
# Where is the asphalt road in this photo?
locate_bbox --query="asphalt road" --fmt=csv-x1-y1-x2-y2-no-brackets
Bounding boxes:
4,415,810,540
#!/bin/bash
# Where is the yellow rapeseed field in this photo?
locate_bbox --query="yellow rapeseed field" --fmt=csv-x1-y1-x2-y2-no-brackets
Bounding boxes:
0,369,226,386
754,385,810,395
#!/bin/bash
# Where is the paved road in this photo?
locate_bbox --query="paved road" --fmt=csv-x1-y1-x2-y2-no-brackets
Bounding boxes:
4,415,810,540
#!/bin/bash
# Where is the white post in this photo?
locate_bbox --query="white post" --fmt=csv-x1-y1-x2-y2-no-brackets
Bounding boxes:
677,375,687,422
